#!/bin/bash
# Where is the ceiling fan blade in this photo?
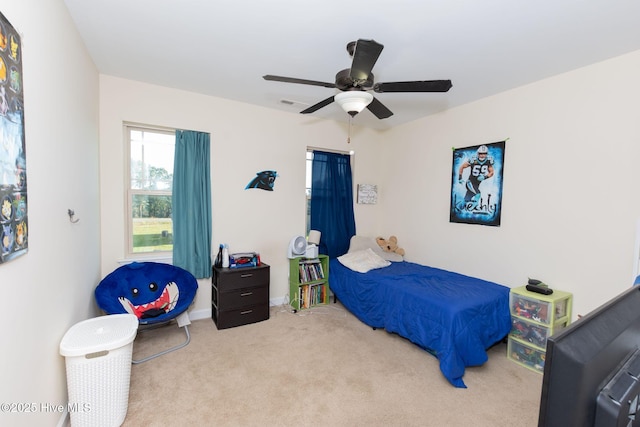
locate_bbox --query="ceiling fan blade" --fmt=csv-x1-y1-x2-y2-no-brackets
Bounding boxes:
300,95,335,114
263,75,336,89
374,80,453,93
367,97,393,119
349,39,384,84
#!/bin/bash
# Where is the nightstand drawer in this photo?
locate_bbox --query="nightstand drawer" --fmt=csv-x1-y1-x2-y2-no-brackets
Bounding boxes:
217,266,270,291
218,285,269,310
215,304,269,329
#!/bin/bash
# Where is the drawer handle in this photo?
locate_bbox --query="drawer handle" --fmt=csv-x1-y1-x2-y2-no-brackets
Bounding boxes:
240,273,253,278
240,292,253,297
240,310,253,315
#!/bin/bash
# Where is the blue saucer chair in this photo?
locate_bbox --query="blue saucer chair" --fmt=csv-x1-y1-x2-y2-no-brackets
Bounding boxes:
95,262,198,364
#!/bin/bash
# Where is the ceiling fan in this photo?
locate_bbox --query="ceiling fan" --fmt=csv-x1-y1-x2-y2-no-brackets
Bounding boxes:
263,39,452,120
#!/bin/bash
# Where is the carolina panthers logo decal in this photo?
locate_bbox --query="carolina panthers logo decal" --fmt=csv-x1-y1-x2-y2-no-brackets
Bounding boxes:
245,170,278,191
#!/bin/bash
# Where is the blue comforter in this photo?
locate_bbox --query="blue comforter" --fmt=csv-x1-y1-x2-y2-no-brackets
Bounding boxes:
329,259,511,388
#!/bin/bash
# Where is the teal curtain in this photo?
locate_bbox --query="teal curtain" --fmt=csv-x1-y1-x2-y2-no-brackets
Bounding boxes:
172,130,212,278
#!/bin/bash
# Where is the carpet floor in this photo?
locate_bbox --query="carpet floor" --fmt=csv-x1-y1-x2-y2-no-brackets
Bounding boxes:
123,302,542,426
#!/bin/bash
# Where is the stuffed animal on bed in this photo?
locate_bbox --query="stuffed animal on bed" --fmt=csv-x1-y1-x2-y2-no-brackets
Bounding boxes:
376,236,405,257
95,262,198,324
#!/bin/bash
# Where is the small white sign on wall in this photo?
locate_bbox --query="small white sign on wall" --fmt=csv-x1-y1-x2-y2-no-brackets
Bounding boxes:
357,184,378,204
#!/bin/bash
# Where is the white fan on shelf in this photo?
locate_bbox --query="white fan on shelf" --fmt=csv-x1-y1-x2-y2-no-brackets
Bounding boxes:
287,236,306,259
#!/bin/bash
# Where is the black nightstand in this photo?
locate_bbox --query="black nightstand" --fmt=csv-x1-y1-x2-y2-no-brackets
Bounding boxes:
212,263,270,329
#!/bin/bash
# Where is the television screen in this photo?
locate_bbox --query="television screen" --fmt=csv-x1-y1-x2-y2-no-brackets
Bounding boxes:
538,286,640,427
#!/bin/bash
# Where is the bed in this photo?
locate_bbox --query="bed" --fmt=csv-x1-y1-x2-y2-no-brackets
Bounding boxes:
330,237,511,388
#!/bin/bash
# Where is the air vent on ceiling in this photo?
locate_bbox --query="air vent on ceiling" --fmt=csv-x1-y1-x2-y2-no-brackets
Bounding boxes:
279,99,309,107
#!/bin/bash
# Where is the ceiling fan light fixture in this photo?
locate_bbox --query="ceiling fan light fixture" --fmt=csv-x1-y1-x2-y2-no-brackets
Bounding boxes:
334,91,373,116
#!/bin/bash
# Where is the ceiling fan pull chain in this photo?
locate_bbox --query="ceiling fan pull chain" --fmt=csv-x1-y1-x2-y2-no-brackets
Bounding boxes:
347,115,352,143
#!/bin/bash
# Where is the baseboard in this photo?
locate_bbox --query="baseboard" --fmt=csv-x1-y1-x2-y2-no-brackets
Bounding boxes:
188,308,211,321
269,296,288,307
188,296,288,322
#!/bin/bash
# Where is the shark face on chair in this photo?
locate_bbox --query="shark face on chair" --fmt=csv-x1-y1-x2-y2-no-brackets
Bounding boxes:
95,262,197,323
118,280,179,319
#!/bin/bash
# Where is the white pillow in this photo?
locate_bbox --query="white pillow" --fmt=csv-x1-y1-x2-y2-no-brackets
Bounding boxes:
338,248,391,273
348,235,404,262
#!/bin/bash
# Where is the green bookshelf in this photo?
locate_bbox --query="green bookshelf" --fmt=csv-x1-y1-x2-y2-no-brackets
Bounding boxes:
289,255,329,312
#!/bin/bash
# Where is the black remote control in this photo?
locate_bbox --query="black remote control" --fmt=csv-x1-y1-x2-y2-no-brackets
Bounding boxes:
526,284,553,295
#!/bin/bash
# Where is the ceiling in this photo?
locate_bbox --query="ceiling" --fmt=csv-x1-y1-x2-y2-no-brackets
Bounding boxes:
63,0,640,131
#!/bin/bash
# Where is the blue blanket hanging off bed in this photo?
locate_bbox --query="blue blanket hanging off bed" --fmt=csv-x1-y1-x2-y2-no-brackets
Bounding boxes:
329,259,511,388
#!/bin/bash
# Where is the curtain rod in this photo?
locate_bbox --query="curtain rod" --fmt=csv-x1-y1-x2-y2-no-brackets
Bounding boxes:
307,146,354,155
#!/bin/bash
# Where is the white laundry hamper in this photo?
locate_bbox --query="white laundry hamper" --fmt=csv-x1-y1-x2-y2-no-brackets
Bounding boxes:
59,314,138,427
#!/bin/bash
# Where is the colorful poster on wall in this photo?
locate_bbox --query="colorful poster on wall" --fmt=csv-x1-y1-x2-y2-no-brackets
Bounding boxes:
0,12,27,263
450,141,506,226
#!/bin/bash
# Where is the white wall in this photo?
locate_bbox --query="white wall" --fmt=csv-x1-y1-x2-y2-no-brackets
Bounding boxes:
98,76,385,313
0,1,100,426
382,50,640,319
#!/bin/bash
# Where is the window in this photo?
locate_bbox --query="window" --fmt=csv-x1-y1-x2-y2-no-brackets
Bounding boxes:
126,124,175,256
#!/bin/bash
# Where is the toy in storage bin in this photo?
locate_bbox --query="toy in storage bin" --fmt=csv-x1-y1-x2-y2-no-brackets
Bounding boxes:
507,286,573,373
510,290,571,324
59,314,138,427
507,339,546,372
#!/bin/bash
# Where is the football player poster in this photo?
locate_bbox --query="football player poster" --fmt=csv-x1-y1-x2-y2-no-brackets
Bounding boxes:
450,141,505,226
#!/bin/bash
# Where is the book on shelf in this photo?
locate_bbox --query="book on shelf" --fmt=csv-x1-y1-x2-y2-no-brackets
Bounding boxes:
297,259,325,283
298,283,326,308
